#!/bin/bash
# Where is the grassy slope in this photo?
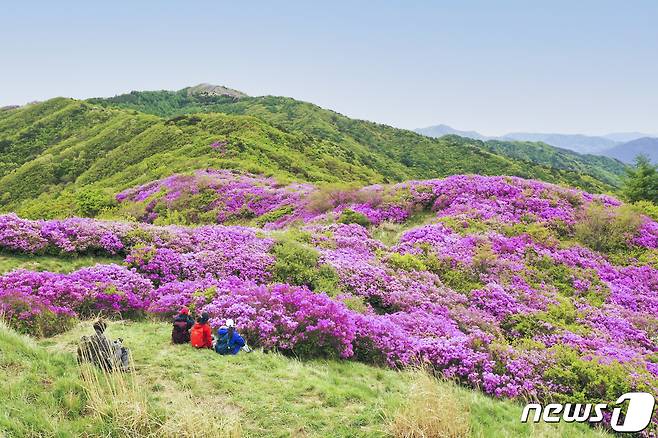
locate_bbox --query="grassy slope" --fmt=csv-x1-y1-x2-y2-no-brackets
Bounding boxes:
0,253,121,275
90,89,624,191
0,318,607,437
0,100,395,217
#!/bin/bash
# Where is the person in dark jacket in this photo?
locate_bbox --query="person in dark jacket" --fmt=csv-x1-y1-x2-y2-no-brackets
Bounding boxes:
190,312,213,349
215,319,246,355
78,319,115,371
172,306,195,344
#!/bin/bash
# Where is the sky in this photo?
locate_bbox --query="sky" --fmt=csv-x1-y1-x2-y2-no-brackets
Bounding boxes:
1,0,657,136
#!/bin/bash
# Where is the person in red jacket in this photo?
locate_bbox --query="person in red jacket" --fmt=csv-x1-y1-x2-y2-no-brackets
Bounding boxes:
190,312,213,349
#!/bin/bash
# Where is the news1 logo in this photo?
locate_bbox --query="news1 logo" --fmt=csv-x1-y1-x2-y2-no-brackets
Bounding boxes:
521,392,656,433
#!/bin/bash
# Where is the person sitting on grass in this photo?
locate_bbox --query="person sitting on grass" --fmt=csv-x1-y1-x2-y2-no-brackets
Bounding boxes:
78,319,114,371
190,312,213,349
215,318,247,355
171,306,195,344
78,319,130,372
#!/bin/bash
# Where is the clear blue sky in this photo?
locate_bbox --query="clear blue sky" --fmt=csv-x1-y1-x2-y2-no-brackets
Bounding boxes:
2,0,657,136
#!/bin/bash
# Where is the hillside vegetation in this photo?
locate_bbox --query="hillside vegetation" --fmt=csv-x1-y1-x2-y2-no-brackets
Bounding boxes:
480,139,627,188
92,87,626,189
1,173,657,435
0,91,623,221
1,86,656,436
0,85,635,222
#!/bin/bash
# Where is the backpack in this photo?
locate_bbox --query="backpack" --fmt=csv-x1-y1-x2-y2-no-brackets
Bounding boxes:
172,320,190,344
215,330,232,355
190,324,206,348
112,339,131,372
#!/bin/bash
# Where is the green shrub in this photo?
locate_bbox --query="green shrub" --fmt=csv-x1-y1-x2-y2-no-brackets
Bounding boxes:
338,209,370,227
415,252,484,293
255,205,294,226
74,188,116,217
437,217,489,235
271,238,340,294
471,244,497,275
633,200,658,221
123,228,156,248
501,313,551,340
388,253,426,271
502,300,588,342
574,203,643,253
622,155,658,203
1,296,76,337
307,183,377,214
153,209,191,226
340,295,369,313
543,346,651,406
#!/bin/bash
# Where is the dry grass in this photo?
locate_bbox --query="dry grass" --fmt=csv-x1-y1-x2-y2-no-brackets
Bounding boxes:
158,397,243,438
389,370,471,438
79,350,242,437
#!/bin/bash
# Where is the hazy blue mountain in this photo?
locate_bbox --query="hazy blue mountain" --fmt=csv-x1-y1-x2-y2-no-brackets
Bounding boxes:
500,133,618,155
603,137,658,163
603,132,656,142
414,124,489,141
415,125,628,155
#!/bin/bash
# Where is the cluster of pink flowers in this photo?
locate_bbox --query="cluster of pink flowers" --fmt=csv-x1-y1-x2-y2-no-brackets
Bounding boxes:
0,213,274,256
633,219,658,249
112,171,657,241
210,140,228,155
0,264,153,320
125,238,274,286
115,170,316,227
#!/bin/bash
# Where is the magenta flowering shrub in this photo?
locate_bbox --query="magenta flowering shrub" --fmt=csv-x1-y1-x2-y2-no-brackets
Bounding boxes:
206,283,357,358
148,277,357,358
309,218,658,400
0,213,48,252
126,245,275,286
0,214,275,258
116,170,316,227
125,246,185,285
633,219,658,248
0,264,153,335
147,276,242,315
470,283,529,319
124,225,275,285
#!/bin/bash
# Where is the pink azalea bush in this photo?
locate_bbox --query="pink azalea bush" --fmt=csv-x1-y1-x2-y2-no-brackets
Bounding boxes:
0,264,153,335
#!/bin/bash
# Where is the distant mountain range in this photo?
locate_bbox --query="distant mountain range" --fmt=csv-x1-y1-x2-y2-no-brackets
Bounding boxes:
414,124,490,141
415,125,658,163
603,137,658,164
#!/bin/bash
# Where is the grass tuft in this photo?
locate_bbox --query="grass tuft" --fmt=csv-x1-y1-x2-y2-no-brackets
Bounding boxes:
389,369,470,438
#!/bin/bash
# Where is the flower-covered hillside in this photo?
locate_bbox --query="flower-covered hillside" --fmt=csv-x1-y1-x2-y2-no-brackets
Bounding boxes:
114,170,657,235
1,173,657,432
115,170,316,227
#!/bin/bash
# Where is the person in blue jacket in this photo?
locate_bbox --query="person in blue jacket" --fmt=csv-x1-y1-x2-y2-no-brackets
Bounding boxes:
214,319,247,355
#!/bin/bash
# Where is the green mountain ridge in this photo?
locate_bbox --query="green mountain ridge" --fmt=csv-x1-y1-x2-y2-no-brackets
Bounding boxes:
88,86,627,186
480,138,627,188
0,86,625,219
